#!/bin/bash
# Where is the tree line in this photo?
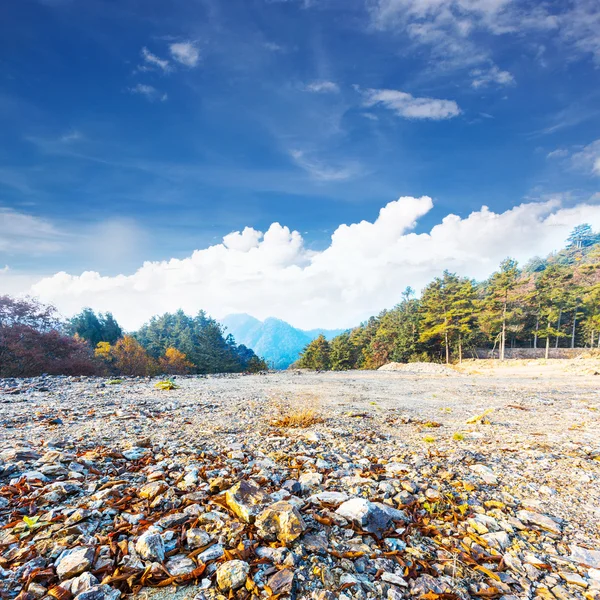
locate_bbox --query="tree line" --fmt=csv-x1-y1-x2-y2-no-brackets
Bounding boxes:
0,301,267,377
296,225,600,370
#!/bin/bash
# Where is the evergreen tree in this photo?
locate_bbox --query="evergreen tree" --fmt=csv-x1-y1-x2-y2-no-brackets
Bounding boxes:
297,335,331,370
68,308,123,347
329,332,354,370
134,309,265,374
481,258,520,360
419,271,471,364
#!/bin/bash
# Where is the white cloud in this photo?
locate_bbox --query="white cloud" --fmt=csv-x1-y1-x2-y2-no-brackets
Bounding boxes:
128,84,168,102
471,65,515,88
59,130,82,143
0,208,66,255
141,47,171,72
571,140,600,176
559,0,600,65
289,150,361,181
304,80,340,93
362,88,460,120
547,148,569,159
369,0,600,69
169,42,201,67
25,195,600,331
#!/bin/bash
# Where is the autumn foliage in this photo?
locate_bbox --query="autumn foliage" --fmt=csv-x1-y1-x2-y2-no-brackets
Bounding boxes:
159,347,194,374
102,336,157,376
0,296,101,377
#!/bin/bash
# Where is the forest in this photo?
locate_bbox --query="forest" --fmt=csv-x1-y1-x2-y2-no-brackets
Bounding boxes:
297,224,600,370
0,301,267,377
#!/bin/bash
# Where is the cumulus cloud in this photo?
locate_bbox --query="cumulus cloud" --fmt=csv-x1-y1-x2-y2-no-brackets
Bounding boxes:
362,88,460,120
471,65,515,88
304,80,340,93
169,42,200,67
128,84,168,102
26,196,600,331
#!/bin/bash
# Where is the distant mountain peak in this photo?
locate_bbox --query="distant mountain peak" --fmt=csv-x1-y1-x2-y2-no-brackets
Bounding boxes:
220,313,346,369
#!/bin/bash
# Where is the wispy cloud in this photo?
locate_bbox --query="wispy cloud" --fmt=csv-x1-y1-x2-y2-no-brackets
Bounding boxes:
0,207,67,255
369,0,600,71
289,149,361,181
304,80,340,93
59,130,82,143
169,42,201,67
545,140,600,177
571,140,600,177
128,84,168,102
140,47,171,72
362,88,461,120
471,65,515,88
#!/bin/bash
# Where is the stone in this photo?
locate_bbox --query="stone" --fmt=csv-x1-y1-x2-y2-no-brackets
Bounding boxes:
282,480,302,494
559,571,587,588
470,464,498,485
70,573,99,596
197,544,225,563
225,480,270,523
216,560,250,591
122,448,148,461
186,528,213,549
255,501,306,544
335,498,407,537
382,572,408,587
55,546,95,580
298,471,323,490
307,491,350,506
139,481,167,500
517,510,561,535
27,583,47,599
570,545,600,569
73,584,121,600
267,569,296,596
135,532,165,562
385,462,411,475
302,533,329,554
166,555,196,576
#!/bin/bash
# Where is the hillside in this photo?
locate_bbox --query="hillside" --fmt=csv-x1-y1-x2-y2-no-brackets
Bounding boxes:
220,314,344,369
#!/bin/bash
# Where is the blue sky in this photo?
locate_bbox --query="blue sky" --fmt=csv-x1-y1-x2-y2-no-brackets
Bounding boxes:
1,0,600,327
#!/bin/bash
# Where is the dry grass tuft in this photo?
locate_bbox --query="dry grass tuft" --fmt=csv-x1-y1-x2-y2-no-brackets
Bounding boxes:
268,393,324,428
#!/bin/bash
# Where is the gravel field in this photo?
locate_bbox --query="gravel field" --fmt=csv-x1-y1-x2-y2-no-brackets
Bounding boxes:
1,363,599,600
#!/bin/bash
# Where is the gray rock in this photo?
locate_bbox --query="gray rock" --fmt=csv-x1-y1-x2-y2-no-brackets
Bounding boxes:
74,584,121,600
135,531,165,562
335,498,407,537
186,528,213,549
165,554,196,576
55,546,95,580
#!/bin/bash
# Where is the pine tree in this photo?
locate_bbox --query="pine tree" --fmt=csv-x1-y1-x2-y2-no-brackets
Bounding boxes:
482,258,520,360
297,335,331,370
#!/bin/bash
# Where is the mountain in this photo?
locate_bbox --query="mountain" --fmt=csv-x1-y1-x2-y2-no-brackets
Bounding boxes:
220,314,345,369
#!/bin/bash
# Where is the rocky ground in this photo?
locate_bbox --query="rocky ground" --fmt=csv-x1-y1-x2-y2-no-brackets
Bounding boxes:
1,363,599,600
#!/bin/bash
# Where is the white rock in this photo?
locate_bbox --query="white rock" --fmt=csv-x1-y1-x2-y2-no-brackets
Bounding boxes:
570,545,600,569
216,560,250,591
470,464,498,485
